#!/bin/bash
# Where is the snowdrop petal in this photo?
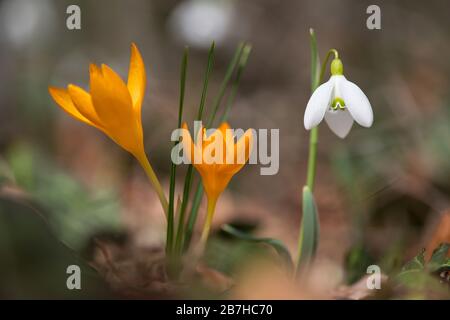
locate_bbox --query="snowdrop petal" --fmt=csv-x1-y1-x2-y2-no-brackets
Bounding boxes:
304,79,333,130
324,109,354,138
341,79,373,127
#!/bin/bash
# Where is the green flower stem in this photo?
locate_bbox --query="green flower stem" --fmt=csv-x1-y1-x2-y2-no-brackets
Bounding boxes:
199,197,217,252
306,127,319,190
306,47,339,190
135,152,168,215
298,30,340,274
319,49,339,82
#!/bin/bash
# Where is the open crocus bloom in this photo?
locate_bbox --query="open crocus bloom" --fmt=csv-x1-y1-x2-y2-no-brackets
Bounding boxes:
49,43,170,214
49,43,146,157
181,122,254,204
304,74,373,138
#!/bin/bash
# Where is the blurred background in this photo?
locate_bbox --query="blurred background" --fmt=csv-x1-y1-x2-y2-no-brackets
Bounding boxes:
0,0,449,298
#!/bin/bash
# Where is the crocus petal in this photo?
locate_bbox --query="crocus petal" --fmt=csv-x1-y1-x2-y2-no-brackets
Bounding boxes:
184,121,254,203
324,109,354,138
341,78,373,127
90,63,142,153
89,64,133,125
201,170,229,202
222,128,254,174
181,122,202,165
127,43,146,112
202,127,225,166
203,123,228,151
218,122,233,145
219,122,233,162
48,86,93,126
67,84,103,128
304,79,333,130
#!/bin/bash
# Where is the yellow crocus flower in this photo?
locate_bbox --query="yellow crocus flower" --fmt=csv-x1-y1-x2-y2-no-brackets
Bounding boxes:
181,122,254,247
49,43,168,213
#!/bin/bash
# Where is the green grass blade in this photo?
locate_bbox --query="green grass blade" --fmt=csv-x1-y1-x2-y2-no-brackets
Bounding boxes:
174,43,215,254
197,42,215,120
183,181,204,251
206,42,245,127
221,224,294,272
183,43,249,252
220,43,252,122
309,28,321,91
166,47,188,255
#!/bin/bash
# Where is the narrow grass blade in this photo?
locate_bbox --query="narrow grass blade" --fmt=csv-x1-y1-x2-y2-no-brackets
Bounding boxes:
174,43,215,254
309,28,321,91
183,43,249,251
220,43,252,122
306,28,321,191
183,181,204,251
206,42,245,127
166,47,188,254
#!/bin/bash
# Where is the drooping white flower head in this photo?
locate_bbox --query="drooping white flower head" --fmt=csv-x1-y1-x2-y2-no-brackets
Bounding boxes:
304,57,373,138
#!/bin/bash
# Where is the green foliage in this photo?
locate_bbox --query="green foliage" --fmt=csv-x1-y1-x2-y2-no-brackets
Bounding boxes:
402,248,426,272
396,243,449,296
204,230,277,277
296,186,319,271
428,243,450,272
399,243,449,275
167,47,189,255
296,29,322,273
183,42,252,252
221,224,293,272
344,243,375,284
0,196,114,298
1,143,122,251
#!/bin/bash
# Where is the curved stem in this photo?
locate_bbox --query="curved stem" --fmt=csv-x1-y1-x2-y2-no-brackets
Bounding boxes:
318,49,339,86
135,152,169,216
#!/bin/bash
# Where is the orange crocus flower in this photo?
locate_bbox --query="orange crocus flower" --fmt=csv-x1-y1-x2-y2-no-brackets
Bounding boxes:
49,43,168,213
181,122,254,247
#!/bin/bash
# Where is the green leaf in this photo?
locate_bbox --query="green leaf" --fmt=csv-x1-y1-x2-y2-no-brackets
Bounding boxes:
183,42,249,252
440,258,450,268
167,47,189,255
0,196,114,298
221,224,294,272
395,269,432,290
309,28,321,91
402,248,426,272
5,143,121,251
306,29,321,190
206,42,245,127
175,43,215,255
296,186,320,271
220,43,252,122
428,242,449,272
197,42,216,121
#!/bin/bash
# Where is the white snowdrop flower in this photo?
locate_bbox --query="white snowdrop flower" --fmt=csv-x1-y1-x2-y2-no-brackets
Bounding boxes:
304,56,373,138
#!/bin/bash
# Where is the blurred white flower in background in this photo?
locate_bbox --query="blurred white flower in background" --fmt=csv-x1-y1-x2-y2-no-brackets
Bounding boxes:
168,0,234,49
0,0,55,49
